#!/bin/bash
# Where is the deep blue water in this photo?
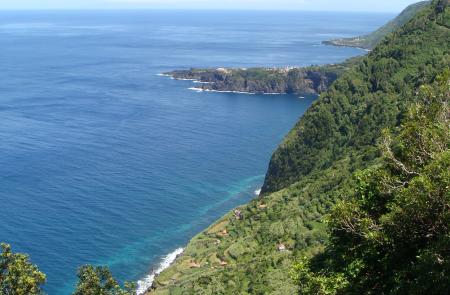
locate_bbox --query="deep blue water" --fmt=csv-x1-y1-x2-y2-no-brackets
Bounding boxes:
0,10,392,294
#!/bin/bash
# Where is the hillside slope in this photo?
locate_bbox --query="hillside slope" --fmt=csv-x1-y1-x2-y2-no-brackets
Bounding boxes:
292,71,449,294
262,0,450,194
323,1,430,49
147,1,449,294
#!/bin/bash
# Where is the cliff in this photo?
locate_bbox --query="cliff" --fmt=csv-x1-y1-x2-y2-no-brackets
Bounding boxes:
164,61,358,95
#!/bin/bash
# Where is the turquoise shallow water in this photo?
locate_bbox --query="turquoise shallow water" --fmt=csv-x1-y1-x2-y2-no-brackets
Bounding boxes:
0,10,392,294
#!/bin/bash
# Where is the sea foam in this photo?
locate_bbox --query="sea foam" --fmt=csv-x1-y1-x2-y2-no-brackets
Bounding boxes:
136,247,184,295
188,87,256,95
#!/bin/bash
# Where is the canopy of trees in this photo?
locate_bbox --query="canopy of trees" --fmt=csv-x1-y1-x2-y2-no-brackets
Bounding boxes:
292,71,450,294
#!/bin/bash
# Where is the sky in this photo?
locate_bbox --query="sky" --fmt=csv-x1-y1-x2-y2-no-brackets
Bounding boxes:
0,0,423,12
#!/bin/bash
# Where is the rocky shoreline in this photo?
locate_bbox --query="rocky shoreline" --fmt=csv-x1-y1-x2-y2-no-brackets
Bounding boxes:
321,39,372,50
162,62,356,95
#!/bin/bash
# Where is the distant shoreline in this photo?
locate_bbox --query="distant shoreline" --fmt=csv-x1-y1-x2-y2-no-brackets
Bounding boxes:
188,86,257,95
157,60,355,96
321,40,372,51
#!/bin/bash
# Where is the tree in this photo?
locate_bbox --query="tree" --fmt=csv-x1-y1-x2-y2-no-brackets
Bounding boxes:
73,265,136,295
0,243,46,295
292,71,450,294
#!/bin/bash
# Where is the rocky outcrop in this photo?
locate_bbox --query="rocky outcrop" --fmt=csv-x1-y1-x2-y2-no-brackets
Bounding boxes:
164,62,356,95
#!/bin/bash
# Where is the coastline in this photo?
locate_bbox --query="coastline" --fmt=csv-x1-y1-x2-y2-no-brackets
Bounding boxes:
188,87,257,95
157,61,351,96
160,70,330,96
141,187,262,294
159,73,258,95
136,247,184,295
112,3,439,294
140,70,334,293
321,40,372,51
144,41,357,294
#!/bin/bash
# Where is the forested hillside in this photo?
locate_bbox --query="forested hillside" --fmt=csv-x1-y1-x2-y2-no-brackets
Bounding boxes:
293,70,449,294
262,0,450,194
1,1,448,295
149,1,450,294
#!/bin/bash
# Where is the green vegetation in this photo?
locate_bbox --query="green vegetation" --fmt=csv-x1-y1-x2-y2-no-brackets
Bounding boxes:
149,1,450,294
324,1,431,49
73,265,135,295
1,1,449,295
166,58,360,95
0,243,46,295
149,159,358,295
292,71,449,295
167,1,432,95
166,1,433,95
262,0,450,194
0,243,133,295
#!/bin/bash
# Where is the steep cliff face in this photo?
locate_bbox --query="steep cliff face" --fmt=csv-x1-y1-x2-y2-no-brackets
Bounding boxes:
165,62,356,95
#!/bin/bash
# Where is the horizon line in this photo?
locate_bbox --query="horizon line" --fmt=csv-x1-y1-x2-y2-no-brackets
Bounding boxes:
0,8,398,14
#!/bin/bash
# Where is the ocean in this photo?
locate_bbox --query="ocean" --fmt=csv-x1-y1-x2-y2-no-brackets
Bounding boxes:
0,10,392,294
